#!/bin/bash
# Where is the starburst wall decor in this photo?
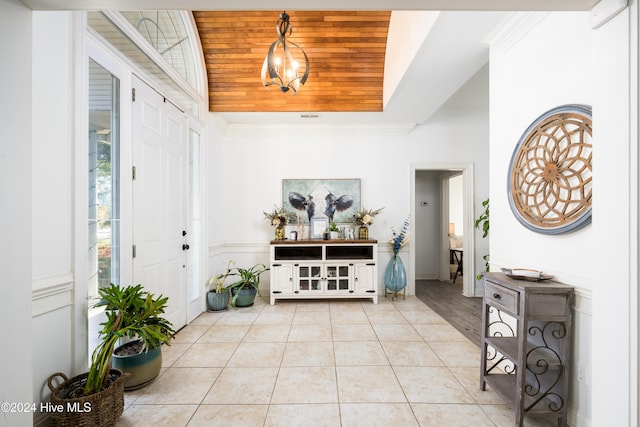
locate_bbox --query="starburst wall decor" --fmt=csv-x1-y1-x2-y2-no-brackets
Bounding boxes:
507,104,592,235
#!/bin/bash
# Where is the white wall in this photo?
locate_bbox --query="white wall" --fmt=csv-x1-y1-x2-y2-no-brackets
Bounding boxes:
449,174,463,237
383,11,439,107
489,11,594,425
31,11,76,426
206,65,491,295
590,4,636,426
415,171,441,279
0,1,33,426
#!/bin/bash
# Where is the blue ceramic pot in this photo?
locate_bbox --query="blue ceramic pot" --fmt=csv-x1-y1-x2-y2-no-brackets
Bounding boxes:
111,340,162,391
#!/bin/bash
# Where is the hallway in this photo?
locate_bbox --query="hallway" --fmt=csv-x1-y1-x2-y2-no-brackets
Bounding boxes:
116,295,553,426
415,279,483,345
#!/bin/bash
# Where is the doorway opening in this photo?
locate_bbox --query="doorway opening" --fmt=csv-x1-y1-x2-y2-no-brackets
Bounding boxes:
410,163,476,298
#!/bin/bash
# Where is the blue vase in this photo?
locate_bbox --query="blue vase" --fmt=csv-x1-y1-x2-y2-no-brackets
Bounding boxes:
384,254,407,293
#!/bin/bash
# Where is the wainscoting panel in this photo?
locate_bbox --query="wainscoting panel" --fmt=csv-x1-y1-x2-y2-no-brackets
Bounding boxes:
32,274,74,427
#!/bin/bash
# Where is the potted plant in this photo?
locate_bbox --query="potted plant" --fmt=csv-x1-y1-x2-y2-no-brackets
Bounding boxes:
206,260,235,311
328,222,341,239
475,198,490,279
47,283,174,424
226,263,270,307
100,284,175,391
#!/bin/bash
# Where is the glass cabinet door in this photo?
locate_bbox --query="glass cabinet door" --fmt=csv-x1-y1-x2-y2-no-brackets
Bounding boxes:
298,265,322,291
326,264,351,292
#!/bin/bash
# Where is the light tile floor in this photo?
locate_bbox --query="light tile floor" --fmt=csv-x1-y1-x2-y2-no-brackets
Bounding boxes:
116,296,556,427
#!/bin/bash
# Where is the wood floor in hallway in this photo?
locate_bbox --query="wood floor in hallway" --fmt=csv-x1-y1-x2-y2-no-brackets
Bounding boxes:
415,279,483,346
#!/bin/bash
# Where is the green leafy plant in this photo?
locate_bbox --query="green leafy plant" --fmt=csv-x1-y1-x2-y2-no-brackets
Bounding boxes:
328,222,340,232
84,284,175,395
226,263,270,307
475,198,490,238
207,260,236,293
475,198,490,279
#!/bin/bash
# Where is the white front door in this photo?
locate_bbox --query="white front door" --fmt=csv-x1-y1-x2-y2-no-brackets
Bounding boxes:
132,76,188,330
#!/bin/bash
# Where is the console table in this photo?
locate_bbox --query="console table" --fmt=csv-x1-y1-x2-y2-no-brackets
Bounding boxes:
269,239,378,305
480,272,573,426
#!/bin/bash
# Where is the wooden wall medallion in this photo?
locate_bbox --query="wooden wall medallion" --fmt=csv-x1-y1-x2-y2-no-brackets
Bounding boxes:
507,104,592,235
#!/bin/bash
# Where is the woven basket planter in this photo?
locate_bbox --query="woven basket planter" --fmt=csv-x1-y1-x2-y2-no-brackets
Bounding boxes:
47,369,126,427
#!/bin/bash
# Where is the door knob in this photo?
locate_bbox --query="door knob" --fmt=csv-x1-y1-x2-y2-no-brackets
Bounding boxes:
182,244,190,250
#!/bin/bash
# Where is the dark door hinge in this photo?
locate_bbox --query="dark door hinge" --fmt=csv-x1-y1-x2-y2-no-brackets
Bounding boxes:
132,244,136,258
132,166,136,180
132,87,136,102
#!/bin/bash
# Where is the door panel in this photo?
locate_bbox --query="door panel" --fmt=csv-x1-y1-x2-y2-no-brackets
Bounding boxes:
132,76,188,330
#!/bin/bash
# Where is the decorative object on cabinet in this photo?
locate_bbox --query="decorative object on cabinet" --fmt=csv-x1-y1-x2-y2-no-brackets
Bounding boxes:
480,272,573,427
264,205,296,240
328,222,341,239
283,178,360,223
500,267,554,281
343,225,355,240
384,215,410,299
225,263,270,307
310,217,329,239
353,206,384,240
474,198,490,279
352,206,384,227
508,104,592,235
269,240,378,304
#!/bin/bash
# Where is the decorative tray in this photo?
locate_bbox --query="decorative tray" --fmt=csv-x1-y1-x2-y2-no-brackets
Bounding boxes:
501,268,554,281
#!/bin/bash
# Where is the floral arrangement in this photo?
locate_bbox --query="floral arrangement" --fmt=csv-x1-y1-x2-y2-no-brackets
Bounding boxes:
390,215,410,255
263,205,296,228
352,207,384,227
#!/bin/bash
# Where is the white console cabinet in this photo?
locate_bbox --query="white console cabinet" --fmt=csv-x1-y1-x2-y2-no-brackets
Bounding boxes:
269,240,378,304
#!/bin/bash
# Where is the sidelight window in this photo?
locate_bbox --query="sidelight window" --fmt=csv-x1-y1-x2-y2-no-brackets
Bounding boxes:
88,59,121,298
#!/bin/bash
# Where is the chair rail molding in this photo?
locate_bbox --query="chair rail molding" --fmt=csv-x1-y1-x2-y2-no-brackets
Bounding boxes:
32,273,74,317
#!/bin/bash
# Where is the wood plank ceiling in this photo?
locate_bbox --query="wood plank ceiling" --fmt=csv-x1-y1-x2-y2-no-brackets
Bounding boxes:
193,11,391,113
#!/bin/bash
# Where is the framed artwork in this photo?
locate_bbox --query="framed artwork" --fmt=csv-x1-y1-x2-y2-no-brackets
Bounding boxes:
283,178,361,224
507,104,592,235
310,217,329,239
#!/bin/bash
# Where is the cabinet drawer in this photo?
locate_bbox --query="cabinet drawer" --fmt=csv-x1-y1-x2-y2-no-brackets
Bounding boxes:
484,281,519,315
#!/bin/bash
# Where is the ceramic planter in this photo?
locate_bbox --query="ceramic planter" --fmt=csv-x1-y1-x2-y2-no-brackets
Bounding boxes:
231,286,257,307
111,340,162,391
206,289,230,311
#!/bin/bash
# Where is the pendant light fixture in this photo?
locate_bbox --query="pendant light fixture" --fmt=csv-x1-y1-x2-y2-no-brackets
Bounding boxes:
261,11,309,95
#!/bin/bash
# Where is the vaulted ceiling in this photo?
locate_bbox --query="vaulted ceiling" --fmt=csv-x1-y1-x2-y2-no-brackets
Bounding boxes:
22,0,600,129
193,11,392,113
